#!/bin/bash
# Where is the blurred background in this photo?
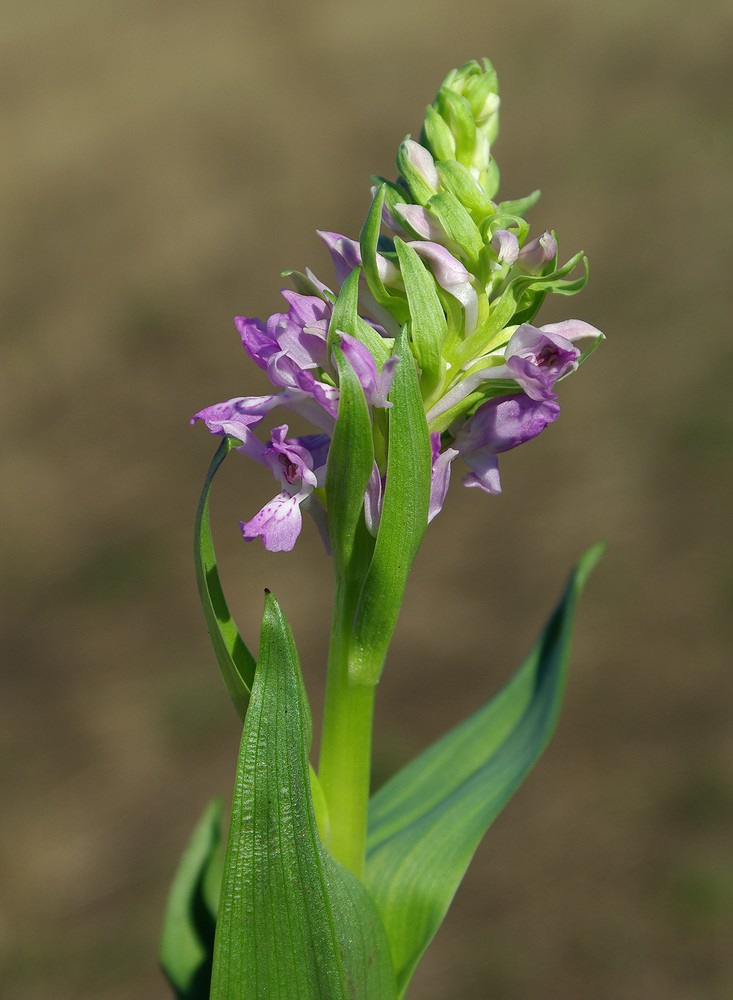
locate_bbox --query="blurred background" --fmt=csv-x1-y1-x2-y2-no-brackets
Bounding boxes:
2,0,732,997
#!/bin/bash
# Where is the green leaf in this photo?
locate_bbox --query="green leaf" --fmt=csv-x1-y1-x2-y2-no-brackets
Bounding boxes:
365,544,604,996
327,346,375,579
421,106,456,162
435,160,494,220
394,238,446,398
327,264,391,366
211,592,397,1000
350,330,432,685
435,89,476,167
359,185,410,322
498,189,541,216
195,439,256,721
160,798,224,1000
426,192,483,263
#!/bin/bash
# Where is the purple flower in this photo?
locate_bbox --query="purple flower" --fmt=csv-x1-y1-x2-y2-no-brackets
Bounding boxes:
516,231,557,273
408,241,478,333
318,231,400,287
240,426,330,552
191,394,280,451
235,290,331,385
428,433,458,522
490,229,520,265
454,394,561,493
503,324,581,401
338,333,399,409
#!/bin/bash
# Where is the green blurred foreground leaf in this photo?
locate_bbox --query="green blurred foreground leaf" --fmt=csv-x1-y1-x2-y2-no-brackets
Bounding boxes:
195,439,256,721
160,798,224,1000
211,592,396,1000
365,543,604,996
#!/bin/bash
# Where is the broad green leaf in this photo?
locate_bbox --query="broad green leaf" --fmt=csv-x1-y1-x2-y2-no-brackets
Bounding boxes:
350,330,432,685
160,798,224,1000
365,544,604,996
194,439,256,721
327,346,375,579
394,238,446,398
359,185,409,322
211,592,396,1000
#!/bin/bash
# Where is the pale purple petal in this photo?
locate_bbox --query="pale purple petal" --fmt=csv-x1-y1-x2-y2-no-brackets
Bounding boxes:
364,462,384,537
428,434,458,522
504,324,580,401
402,139,440,192
454,394,560,495
539,319,604,345
264,425,320,492
234,316,279,370
517,231,557,273
408,240,478,333
191,394,280,455
394,204,447,241
490,229,520,265
408,241,470,290
318,230,399,287
456,393,561,456
338,333,398,408
462,453,502,494
241,492,303,552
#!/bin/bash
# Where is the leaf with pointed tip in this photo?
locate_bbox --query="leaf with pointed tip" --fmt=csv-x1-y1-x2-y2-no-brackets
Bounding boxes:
359,185,409,322
327,346,375,579
195,439,256,721
426,192,483,262
394,238,446,398
350,330,432,685
210,592,396,1000
160,798,224,1000
365,544,604,997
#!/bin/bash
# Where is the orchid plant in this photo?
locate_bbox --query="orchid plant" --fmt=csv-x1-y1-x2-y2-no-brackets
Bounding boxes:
160,59,604,999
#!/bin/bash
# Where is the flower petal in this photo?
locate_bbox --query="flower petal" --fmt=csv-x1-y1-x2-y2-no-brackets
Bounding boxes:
240,492,303,552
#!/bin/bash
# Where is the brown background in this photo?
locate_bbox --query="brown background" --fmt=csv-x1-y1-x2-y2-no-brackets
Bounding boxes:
2,1,732,997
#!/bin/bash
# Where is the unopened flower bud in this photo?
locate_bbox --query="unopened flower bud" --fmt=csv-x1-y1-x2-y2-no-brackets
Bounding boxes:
490,229,520,265
517,231,558,274
397,139,440,205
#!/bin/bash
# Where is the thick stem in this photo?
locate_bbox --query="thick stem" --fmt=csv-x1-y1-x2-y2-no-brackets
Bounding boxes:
318,578,376,879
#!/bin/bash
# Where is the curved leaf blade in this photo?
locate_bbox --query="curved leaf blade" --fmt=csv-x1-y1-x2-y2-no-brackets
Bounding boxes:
160,798,224,1000
194,439,256,721
211,592,396,1000
365,544,604,995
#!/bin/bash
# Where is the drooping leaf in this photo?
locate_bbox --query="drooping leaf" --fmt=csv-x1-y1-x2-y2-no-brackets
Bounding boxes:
210,592,396,1000
194,438,256,721
365,544,604,996
160,798,224,1000
349,330,432,685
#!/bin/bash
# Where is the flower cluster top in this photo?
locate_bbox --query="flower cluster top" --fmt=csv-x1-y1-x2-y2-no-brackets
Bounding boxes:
194,59,603,552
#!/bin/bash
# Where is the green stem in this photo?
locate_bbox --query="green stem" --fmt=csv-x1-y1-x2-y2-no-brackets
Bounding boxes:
318,577,376,879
